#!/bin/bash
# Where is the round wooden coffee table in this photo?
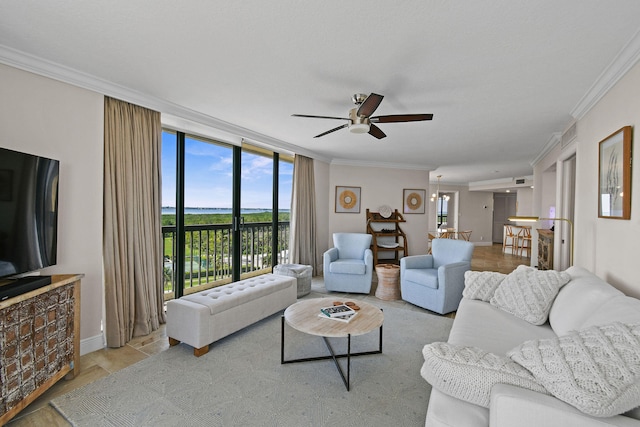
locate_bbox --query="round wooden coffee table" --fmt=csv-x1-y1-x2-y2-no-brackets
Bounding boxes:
281,298,384,390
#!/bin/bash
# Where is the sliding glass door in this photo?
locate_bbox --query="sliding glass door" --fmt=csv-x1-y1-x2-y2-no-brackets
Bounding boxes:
239,146,274,278
161,130,292,300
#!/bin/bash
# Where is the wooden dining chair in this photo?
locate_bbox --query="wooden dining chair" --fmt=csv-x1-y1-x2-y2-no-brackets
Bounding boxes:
441,228,456,239
427,233,436,254
458,230,472,241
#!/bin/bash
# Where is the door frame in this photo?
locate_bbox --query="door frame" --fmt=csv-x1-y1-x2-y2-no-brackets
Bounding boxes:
555,147,576,269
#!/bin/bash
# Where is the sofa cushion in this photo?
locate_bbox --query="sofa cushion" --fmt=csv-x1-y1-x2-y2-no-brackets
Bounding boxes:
549,266,624,336
403,268,438,289
463,271,506,302
421,342,548,408
449,298,557,355
581,296,640,331
490,266,571,325
508,322,640,418
329,259,366,275
550,267,640,337
181,275,293,315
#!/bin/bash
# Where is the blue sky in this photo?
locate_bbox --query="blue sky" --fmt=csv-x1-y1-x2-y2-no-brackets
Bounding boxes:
162,132,293,209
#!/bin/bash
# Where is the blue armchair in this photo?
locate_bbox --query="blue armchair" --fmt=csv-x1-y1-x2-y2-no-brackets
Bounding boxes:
400,238,474,314
323,233,373,294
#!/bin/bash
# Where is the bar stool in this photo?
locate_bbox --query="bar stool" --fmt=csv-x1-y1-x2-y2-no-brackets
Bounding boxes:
517,226,532,258
503,225,517,253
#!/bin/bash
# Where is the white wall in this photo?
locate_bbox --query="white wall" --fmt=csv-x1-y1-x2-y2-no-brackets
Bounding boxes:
459,190,494,244
516,187,534,216
533,60,640,297
572,60,640,298
0,64,104,353
328,164,431,258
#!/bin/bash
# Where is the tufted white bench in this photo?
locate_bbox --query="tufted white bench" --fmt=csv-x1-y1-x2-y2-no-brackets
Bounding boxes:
166,274,297,356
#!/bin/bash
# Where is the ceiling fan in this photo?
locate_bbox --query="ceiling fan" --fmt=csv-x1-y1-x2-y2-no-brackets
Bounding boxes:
292,93,433,139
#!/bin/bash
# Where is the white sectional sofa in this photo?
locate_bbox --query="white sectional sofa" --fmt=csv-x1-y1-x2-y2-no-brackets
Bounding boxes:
423,266,640,427
166,274,296,356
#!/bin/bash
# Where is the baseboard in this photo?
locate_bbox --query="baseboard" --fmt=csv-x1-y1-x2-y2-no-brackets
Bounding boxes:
80,333,105,356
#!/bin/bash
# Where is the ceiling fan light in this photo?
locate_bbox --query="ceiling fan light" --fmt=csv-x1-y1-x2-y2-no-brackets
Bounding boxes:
349,123,370,134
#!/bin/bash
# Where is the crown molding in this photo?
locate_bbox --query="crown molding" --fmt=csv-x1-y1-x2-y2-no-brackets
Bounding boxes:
531,132,562,167
0,44,331,162
571,28,640,119
330,158,435,171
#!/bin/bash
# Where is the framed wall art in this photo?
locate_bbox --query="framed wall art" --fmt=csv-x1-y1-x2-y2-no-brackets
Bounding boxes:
335,186,361,213
598,126,632,219
403,189,426,214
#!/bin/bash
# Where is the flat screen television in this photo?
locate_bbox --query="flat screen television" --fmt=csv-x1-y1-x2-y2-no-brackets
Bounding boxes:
0,147,59,299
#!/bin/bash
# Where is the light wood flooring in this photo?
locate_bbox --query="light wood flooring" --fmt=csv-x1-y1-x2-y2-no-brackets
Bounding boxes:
6,243,528,426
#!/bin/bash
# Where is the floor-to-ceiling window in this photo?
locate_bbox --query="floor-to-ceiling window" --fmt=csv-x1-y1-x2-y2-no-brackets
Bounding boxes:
161,130,292,300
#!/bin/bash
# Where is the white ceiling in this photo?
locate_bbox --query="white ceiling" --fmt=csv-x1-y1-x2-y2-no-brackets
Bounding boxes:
2,1,640,184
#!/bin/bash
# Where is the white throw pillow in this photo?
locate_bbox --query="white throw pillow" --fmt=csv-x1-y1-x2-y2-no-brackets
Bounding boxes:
421,342,548,408
463,271,506,302
509,322,640,417
490,265,571,325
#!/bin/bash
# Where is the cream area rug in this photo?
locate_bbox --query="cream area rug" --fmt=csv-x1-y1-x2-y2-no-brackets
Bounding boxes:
51,302,452,426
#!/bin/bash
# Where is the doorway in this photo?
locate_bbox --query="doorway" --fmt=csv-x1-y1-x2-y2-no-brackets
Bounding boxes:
492,193,517,243
437,191,458,231
556,154,576,269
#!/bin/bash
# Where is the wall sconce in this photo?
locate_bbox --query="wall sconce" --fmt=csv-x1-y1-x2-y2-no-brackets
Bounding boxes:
507,216,574,266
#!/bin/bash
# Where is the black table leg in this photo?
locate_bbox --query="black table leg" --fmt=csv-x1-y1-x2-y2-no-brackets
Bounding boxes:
281,315,383,391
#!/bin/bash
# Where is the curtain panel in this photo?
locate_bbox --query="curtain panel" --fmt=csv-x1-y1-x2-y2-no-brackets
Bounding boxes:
103,97,166,348
289,155,317,273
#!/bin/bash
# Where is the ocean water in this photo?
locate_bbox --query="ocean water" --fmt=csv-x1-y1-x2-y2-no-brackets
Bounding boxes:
161,207,289,215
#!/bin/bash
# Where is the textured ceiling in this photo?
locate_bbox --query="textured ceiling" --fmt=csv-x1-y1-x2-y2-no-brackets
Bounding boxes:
1,1,640,184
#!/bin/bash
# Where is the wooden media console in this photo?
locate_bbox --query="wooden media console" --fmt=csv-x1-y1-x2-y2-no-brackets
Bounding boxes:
0,274,83,425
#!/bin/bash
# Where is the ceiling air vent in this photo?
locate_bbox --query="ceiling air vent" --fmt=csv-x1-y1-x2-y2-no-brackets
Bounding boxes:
515,178,525,185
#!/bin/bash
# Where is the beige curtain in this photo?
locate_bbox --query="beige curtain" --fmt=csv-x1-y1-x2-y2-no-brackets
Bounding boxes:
103,97,166,348
289,155,317,272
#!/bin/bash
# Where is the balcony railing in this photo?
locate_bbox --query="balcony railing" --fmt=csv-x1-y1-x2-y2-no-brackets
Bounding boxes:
162,221,290,300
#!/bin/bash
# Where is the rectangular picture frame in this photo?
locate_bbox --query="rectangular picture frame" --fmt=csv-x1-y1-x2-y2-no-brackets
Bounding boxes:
403,188,426,214
335,186,361,213
598,126,632,219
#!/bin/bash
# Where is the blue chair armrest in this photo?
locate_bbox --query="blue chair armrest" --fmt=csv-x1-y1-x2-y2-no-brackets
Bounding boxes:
438,261,471,289
401,254,434,270
439,261,470,272
364,248,373,266
324,247,338,263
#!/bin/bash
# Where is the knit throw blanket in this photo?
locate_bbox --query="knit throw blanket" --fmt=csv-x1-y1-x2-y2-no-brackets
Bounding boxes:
421,342,548,408
509,322,640,417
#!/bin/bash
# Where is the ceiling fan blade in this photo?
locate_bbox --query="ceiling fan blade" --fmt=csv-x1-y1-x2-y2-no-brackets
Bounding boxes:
370,113,434,123
368,124,386,139
356,93,384,118
292,114,349,121
314,123,349,138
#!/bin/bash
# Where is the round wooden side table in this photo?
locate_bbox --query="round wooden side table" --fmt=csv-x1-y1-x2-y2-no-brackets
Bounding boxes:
375,263,401,300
